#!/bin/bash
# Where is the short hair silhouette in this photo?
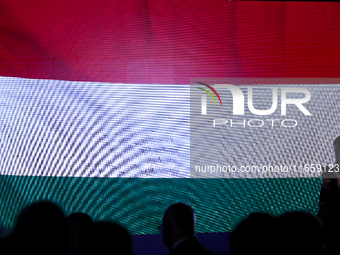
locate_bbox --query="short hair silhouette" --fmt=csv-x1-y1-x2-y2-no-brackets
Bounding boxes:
162,203,214,254
11,201,68,255
163,202,196,236
67,212,93,229
275,211,323,255
230,213,274,255
81,221,132,255
333,136,340,147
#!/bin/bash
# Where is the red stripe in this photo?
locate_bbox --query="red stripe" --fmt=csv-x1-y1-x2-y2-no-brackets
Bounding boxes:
1,1,340,84
197,82,222,106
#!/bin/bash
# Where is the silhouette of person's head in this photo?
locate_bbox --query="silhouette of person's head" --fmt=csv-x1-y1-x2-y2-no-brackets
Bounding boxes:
230,213,274,255
275,211,323,255
162,203,196,250
333,136,340,164
81,221,132,255
66,212,93,255
12,201,68,255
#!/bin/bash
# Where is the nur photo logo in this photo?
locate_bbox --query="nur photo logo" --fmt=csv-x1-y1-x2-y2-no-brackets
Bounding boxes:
196,82,312,128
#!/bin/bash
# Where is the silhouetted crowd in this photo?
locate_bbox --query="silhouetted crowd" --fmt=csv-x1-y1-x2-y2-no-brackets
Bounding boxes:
0,201,132,255
0,199,339,255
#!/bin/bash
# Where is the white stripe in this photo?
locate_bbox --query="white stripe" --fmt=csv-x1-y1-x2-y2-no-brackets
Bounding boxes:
0,76,190,177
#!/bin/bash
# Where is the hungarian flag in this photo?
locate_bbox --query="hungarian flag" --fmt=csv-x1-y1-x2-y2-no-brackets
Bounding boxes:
0,0,340,235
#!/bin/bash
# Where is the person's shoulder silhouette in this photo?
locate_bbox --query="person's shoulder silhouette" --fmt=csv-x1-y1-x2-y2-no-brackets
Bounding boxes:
161,203,214,255
170,236,214,255
81,221,132,255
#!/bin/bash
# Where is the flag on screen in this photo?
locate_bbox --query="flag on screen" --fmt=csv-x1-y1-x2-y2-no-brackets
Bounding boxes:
0,0,339,234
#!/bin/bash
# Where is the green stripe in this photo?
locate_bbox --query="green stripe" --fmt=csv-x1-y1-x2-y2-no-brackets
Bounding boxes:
197,87,217,105
0,176,320,234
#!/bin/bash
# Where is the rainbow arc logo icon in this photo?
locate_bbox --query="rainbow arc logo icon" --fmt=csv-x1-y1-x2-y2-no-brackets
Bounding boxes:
196,82,223,106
